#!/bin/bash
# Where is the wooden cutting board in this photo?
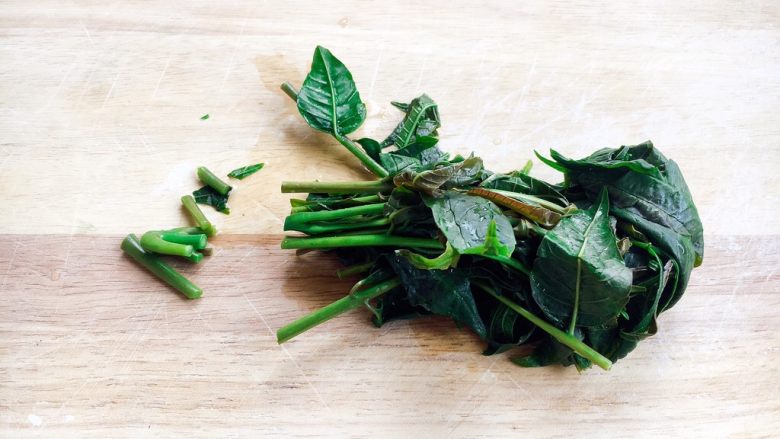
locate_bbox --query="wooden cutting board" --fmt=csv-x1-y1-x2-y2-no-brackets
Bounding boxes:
1,2,778,437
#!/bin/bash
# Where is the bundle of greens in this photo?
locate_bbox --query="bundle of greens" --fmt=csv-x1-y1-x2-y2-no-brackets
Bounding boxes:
276,46,702,370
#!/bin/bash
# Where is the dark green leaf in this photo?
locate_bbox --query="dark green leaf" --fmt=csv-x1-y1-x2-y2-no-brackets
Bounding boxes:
227,163,264,180
545,141,703,267
296,46,366,135
550,145,663,178
424,191,516,257
380,152,424,175
481,300,536,356
586,324,639,363
356,138,381,162
193,185,229,214
200,114,209,120
378,144,450,175
612,207,694,311
512,332,585,368
382,94,440,148
531,189,632,328
385,187,439,238
390,255,486,338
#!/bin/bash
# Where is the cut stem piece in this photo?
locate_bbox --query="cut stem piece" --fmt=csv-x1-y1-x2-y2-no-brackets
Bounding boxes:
184,252,204,263
166,226,206,235
140,231,194,257
197,166,232,196
181,195,217,237
160,230,208,250
121,234,202,299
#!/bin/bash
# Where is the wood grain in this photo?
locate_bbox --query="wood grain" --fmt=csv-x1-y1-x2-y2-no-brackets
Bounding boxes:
0,1,778,236
0,234,778,438
1,0,779,437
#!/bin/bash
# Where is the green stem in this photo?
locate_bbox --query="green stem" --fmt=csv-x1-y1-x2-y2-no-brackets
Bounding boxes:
277,277,401,343
181,195,216,237
121,234,202,299
473,281,612,371
336,262,375,279
159,231,207,250
285,203,389,234
197,166,232,196
286,203,386,224
290,195,382,213
568,257,581,335
332,227,391,236
288,218,391,235
167,226,206,235
486,189,567,214
281,234,443,250
334,133,389,178
282,180,392,194
140,231,193,257
280,82,299,100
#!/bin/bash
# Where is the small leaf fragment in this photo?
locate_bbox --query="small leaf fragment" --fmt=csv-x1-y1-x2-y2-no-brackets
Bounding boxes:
228,163,264,180
193,185,230,214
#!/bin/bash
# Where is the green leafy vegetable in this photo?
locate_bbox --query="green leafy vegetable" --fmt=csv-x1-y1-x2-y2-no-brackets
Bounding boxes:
424,191,516,258
296,46,366,135
228,163,264,180
272,46,702,372
379,144,449,175
531,189,632,330
540,142,703,266
200,114,209,120
381,94,441,149
286,46,387,178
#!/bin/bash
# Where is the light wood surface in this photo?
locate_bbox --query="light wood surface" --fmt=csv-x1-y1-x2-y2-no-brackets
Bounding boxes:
1,1,779,437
